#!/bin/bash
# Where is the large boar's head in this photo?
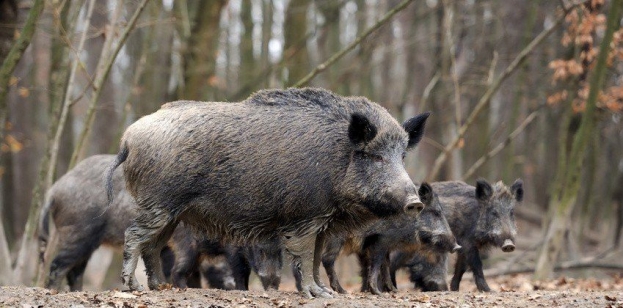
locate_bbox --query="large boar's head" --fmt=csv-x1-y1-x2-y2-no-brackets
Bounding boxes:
343,111,430,218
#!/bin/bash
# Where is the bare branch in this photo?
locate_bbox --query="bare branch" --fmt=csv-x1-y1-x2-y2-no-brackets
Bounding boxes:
462,110,540,180
0,0,45,145
45,0,97,192
419,71,440,113
10,0,92,285
291,0,416,88
425,3,582,181
69,0,151,168
486,247,620,278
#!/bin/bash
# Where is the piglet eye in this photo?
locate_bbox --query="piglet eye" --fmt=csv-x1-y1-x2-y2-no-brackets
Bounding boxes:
372,154,384,162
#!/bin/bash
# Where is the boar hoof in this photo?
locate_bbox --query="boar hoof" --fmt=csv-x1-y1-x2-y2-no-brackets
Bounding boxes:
370,287,383,296
122,276,143,292
301,284,333,299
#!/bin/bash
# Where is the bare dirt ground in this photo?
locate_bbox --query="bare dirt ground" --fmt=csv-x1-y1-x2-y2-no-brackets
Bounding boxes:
3,274,623,307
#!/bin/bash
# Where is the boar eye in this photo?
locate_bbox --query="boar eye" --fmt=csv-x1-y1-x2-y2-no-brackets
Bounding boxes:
402,152,406,160
354,151,384,162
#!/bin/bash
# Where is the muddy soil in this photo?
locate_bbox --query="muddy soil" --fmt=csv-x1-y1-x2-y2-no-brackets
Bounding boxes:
3,274,622,307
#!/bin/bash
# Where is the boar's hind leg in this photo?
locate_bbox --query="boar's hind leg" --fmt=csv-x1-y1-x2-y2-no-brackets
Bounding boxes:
284,233,332,299
122,211,177,291
122,222,145,291
141,221,178,290
46,230,103,291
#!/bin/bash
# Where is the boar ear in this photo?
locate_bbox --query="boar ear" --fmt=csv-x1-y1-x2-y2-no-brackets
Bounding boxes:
403,112,431,149
349,113,377,145
475,179,493,201
511,179,523,202
418,182,433,206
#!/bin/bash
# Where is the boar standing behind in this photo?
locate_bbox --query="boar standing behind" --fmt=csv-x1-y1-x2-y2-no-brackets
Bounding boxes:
38,155,233,291
389,249,450,291
432,179,523,292
107,88,430,298
227,238,283,291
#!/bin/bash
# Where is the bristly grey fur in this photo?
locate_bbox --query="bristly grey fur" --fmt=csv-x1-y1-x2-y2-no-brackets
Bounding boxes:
111,87,430,295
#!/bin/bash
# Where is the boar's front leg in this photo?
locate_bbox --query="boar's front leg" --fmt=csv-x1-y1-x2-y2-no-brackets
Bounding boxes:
468,248,491,292
284,232,332,299
321,237,347,294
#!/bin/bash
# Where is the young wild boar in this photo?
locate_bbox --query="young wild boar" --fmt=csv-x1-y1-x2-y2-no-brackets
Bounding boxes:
432,179,523,292
227,238,283,290
318,183,460,295
107,88,430,298
389,249,450,291
38,155,234,291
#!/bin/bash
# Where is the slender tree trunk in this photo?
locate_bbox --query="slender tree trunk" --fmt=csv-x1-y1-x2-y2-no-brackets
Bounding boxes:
0,0,44,285
534,0,622,280
180,0,227,101
0,0,44,158
33,0,77,286
259,0,273,89
284,0,311,86
87,0,118,157
239,0,255,96
0,0,19,280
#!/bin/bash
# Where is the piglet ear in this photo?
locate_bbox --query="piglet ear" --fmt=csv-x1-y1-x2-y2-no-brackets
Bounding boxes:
511,179,524,202
475,179,493,201
418,182,433,206
403,112,431,150
349,113,377,145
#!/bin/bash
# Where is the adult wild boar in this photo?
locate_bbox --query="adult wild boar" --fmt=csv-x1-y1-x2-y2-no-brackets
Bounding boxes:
39,155,234,291
107,88,430,298
38,155,137,291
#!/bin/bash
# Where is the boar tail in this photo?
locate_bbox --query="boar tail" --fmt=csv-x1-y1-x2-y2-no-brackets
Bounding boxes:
38,194,54,264
107,143,129,205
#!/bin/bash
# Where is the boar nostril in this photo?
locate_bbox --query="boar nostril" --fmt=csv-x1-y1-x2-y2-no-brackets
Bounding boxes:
404,201,425,214
452,244,462,253
502,239,515,252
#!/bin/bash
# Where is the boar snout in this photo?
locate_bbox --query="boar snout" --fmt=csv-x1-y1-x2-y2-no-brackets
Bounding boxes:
501,239,515,252
404,196,424,215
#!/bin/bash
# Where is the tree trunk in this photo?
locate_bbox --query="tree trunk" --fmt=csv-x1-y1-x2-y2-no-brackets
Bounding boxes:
0,0,44,285
0,0,44,158
86,0,118,157
284,0,311,86
180,0,227,101
533,0,622,280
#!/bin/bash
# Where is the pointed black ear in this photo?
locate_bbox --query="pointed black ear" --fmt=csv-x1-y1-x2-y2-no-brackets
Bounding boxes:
403,112,431,149
418,182,433,206
349,113,377,145
475,179,493,201
511,179,523,202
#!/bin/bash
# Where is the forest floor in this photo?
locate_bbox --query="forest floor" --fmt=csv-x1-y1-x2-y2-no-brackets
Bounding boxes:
3,274,623,307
